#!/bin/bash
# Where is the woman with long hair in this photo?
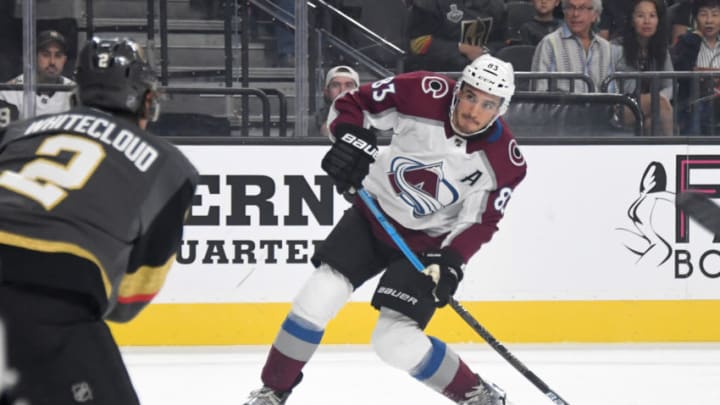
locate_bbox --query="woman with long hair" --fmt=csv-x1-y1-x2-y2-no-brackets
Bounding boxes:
612,0,675,135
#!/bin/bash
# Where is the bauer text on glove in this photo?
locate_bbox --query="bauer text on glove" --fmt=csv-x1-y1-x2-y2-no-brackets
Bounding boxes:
321,123,378,194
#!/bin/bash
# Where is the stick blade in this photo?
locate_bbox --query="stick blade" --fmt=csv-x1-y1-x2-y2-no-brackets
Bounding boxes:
677,192,720,235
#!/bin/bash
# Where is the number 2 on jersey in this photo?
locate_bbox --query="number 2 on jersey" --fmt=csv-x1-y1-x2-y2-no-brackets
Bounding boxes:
0,135,106,210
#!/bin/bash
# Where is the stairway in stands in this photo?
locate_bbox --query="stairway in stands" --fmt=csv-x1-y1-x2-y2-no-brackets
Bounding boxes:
27,0,403,137
69,0,296,136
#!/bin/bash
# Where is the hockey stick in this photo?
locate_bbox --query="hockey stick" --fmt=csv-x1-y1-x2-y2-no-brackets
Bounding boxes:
677,191,720,235
357,188,571,405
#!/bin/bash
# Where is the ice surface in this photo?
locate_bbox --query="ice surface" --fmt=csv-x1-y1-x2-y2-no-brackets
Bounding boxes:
124,343,720,405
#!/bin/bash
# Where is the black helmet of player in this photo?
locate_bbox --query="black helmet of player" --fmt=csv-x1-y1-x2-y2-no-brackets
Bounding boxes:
74,37,159,121
449,54,515,136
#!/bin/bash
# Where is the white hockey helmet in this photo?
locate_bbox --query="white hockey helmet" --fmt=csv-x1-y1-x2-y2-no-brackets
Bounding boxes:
450,54,515,135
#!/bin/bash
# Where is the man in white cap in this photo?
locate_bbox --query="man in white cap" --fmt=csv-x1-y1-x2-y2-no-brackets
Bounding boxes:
0,30,75,126
311,65,360,137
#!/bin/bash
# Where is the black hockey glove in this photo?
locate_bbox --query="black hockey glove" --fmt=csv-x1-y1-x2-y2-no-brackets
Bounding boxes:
321,123,378,194
420,248,465,308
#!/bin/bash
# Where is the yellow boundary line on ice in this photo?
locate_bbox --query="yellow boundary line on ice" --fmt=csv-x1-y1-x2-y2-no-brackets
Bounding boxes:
109,300,720,346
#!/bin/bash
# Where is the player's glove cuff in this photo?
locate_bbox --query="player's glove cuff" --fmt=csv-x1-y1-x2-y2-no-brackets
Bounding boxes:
421,248,465,307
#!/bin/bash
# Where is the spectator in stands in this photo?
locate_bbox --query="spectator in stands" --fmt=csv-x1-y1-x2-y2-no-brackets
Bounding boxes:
670,0,697,45
405,0,506,72
671,0,720,134
311,65,360,137
519,0,562,46
531,0,617,92
0,30,75,125
598,0,629,40
611,0,675,136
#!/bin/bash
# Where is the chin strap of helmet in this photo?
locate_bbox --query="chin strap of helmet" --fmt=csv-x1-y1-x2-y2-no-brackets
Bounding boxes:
144,91,161,122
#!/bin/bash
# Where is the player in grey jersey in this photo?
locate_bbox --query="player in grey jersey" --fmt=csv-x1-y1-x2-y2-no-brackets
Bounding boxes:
0,38,198,405
243,54,526,405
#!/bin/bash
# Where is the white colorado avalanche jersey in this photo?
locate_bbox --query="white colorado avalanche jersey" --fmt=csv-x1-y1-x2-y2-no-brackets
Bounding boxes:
327,71,527,263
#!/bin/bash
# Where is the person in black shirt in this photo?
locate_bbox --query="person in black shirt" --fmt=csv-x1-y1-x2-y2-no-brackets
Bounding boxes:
670,0,696,45
0,37,199,405
519,0,562,45
405,0,506,72
671,0,720,134
599,0,630,40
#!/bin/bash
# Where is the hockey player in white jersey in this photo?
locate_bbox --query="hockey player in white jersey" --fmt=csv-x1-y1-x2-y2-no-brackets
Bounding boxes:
243,54,526,405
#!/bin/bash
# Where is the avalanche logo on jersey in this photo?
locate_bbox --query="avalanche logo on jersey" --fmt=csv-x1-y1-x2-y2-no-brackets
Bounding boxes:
388,156,459,217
